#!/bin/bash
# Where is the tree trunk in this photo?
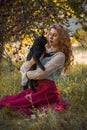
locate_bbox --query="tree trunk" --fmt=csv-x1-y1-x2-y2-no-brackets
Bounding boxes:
0,34,4,62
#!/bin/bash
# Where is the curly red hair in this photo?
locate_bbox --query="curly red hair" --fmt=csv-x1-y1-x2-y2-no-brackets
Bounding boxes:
47,23,74,72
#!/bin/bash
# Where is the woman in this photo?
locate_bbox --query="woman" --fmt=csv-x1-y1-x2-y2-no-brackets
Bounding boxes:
0,24,73,115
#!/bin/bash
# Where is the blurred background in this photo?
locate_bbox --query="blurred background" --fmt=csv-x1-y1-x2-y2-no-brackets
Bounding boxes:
0,0,87,130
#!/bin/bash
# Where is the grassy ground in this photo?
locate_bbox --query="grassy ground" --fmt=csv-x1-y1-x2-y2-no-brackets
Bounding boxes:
0,58,87,130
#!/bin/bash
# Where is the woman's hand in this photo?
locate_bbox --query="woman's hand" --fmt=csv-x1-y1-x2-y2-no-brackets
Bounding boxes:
20,58,35,74
29,57,36,66
20,54,44,74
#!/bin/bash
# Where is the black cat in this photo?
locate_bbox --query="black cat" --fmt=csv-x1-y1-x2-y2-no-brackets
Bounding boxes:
22,35,48,92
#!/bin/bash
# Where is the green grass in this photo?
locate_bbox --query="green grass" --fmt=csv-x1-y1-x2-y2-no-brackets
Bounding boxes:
0,60,87,130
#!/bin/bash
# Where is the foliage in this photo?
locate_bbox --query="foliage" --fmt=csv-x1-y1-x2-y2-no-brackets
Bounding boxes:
75,29,87,41
0,0,86,44
0,0,86,60
73,29,87,48
67,0,86,21
70,37,78,44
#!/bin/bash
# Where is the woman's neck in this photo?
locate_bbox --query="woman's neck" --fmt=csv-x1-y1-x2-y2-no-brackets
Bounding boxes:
50,46,59,52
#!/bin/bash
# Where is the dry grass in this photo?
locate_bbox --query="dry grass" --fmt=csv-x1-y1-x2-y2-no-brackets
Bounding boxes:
0,59,87,130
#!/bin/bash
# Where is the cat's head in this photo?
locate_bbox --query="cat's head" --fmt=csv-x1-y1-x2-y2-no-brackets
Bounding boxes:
37,35,47,46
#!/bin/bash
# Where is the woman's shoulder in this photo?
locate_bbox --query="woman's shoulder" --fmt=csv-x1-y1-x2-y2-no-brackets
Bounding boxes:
54,51,65,58
47,49,65,57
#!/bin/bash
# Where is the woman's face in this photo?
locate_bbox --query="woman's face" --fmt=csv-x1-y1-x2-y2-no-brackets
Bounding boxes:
48,28,59,48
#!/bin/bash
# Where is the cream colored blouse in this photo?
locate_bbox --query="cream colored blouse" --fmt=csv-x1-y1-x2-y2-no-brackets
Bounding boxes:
26,50,65,81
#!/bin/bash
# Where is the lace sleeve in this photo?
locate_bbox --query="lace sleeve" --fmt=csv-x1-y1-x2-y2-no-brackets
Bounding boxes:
26,52,65,80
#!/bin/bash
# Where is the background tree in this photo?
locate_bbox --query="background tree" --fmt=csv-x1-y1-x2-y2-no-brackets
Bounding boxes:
0,0,86,60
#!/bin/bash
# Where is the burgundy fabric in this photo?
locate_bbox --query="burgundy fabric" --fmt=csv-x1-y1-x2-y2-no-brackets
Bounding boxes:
0,79,66,115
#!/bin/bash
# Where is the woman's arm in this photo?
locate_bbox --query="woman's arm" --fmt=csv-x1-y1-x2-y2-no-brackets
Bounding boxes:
20,58,35,74
26,52,65,80
20,54,45,74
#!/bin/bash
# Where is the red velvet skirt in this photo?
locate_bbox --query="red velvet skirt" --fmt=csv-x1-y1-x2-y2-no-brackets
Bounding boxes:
0,79,66,115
